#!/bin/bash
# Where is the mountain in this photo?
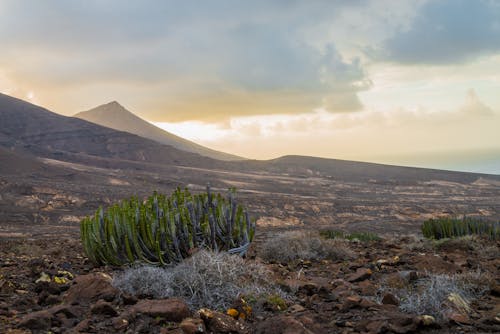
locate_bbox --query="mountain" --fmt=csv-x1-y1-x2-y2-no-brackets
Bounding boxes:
0,93,225,169
74,101,243,161
1,92,499,237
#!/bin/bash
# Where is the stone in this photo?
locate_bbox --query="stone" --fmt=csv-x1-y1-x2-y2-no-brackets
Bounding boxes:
381,293,399,306
298,282,319,296
72,318,91,332
112,317,129,330
17,310,52,331
414,315,436,327
91,299,117,316
358,280,377,296
254,315,313,334
199,308,248,333
340,295,362,311
64,272,118,305
360,298,377,309
490,284,500,297
289,304,306,313
448,312,472,325
122,292,138,305
126,298,190,322
180,317,206,334
347,268,372,283
34,281,64,295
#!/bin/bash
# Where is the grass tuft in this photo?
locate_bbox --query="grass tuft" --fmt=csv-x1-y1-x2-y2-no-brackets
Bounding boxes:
113,250,284,310
259,231,355,263
319,229,381,242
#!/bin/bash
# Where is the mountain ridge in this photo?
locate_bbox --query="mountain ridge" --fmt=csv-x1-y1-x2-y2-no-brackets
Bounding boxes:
74,101,244,161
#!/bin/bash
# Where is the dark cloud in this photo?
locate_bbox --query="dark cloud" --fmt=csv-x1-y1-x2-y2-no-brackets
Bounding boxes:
0,0,368,119
378,0,500,64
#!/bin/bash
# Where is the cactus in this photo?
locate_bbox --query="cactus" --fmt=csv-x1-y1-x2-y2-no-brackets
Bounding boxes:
80,186,256,266
421,217,500,240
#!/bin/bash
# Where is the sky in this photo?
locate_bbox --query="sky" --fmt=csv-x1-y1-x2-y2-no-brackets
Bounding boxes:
1,0,499,173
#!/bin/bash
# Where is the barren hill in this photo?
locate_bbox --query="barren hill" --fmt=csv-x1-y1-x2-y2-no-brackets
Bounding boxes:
75,101,243,161
0,93,225,169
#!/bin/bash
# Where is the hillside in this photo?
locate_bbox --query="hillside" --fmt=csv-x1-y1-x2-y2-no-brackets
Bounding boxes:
0,93,224,169
75,101,243,161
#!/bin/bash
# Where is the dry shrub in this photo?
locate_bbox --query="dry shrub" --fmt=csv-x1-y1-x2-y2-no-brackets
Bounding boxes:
382,270,493,321
259,231,355,263
113,250,283,310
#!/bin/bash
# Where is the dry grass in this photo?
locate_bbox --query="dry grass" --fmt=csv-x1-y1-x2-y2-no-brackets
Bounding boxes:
113,250,284,310
381,270,493,321
259,231,355,263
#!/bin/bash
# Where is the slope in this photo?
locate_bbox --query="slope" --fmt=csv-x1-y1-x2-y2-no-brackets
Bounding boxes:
0,93,223,169
75,101,243,161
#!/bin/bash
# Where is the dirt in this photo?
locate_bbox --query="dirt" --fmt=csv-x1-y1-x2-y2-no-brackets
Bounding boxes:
0,231,498,333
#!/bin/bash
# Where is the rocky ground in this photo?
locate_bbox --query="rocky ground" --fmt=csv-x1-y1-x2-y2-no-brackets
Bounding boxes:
0,230,499,334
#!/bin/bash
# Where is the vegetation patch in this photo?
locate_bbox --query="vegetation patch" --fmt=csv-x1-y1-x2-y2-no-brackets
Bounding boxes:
381,271,492,322
113,250,284,310
422,217,499,240
320,229,381,242
81,186,255,266
259,231,355,263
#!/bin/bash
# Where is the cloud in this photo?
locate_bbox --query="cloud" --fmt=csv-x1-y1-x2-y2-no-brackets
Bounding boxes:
0,0,371,120
459,89,494,116
153,89,499,160
377,0,500,64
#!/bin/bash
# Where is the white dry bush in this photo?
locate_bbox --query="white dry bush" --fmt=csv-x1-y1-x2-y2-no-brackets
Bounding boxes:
259,231,355,263
113,250,284,310
383,270,492,321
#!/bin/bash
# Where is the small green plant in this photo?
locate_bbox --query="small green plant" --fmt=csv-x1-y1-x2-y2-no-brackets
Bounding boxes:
421,217,499,240
265,294,288,311
80,186,255,266
320,229,381,242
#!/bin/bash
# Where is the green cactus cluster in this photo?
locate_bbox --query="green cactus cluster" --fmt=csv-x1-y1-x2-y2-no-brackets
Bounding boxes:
421,217,500,240
80,186,256,266
319,229,381,242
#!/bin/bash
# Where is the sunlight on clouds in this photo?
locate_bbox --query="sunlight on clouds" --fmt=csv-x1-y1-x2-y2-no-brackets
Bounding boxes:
153,91,500,161
152,121,229,142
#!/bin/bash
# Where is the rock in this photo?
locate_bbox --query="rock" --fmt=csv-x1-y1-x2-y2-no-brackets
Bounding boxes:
279,279,307,293
112,317,129,330
298,282,319,296
289,304,306,313
360,298,377,309
34,280,65,295
45,294,62,306
49,304,81,319
125,298,190,322
180,317,206,334
347,268,372,283
381,293,399,306
64,272,118,305
365,320,386,334
254,315,313,334
448,312,472,325
91,299,117,316
18,310,52,331
122,292,138,305
199,308,248,333
357,280,377,296
490,284,500,297
415,315,436,326
35,272,51,283
72,319,91,332
340,295,362,311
